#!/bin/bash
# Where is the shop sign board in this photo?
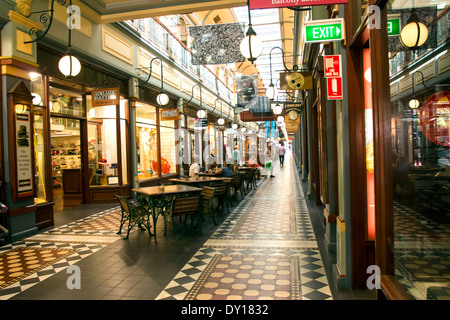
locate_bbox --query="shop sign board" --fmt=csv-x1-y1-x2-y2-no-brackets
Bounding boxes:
327,77,343,100
324,55,342,78
305,18,345,43
160,108,180,121
249,0,348,10
92,87,120,107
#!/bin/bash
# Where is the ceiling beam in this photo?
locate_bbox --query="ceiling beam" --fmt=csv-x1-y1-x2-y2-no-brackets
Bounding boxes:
91,0,247,23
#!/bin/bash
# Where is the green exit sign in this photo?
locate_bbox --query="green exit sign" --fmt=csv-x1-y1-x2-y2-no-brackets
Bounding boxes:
387,17,401,36
305,18,345,43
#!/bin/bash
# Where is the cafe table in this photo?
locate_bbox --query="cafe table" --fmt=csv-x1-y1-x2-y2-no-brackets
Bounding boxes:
237,166,255,171
199,171,222,177
132,185,203,237
169,176,231,187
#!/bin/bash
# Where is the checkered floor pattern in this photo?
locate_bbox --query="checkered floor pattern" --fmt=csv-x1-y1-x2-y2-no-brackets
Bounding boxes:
0,206,122,300
156,158,333,300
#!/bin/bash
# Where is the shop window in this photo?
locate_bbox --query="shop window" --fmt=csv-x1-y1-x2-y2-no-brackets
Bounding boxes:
49,87,84,116
388,0,450,300
34,109,46,204
87,97,119,187
160,125,177,175
31,73,47,204
136,103,158,180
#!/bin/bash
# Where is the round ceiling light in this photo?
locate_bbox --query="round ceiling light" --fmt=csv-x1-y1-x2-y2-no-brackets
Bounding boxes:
58,55,81,77
157,91,169,106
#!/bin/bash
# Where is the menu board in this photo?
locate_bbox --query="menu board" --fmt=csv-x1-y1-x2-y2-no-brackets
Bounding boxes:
14,104,35,199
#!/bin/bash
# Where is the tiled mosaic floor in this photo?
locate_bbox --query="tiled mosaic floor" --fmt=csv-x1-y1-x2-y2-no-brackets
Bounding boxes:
156,157,333,300
0,207,123,300
1,155,334,300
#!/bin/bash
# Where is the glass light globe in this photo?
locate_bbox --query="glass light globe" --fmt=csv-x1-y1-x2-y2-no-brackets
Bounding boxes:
240,31,263,61
400,21,428,48
273,104,283,115
409,99,420,109
241,127,247,133
266,85,277,100
218,118,225,125
197,109,206,118
277,116,285,123
32,93,41,106
232,123,238,130
157,92,169,106
59,55,81,77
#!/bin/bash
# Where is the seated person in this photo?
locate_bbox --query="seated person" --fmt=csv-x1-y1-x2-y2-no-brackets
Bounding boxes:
189,162,200,177
229,163,238,174
248,156,259,167
215,165,235,177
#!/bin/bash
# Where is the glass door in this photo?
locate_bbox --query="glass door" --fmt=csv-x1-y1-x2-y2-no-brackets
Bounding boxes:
50,116,83,211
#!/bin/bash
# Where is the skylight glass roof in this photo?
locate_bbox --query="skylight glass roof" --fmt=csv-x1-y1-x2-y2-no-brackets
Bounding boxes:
233,6,285,90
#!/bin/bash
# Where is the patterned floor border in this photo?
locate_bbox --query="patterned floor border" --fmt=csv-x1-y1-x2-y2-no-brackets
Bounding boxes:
0,206,123,300
156,170,333,301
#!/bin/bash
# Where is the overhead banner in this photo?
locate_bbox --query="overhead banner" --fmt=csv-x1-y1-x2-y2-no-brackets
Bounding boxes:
189,23,246,65
249,0,348,10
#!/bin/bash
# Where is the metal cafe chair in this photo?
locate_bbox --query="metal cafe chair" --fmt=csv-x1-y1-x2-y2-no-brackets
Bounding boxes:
229,174,245,204
114,195,152,240
211,179,232,214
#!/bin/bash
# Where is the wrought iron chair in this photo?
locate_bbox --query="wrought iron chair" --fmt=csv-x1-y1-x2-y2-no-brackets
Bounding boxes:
115,195,152,240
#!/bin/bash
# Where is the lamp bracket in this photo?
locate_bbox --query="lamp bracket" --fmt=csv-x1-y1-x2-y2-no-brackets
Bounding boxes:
25,0,68,44
136,57,164,88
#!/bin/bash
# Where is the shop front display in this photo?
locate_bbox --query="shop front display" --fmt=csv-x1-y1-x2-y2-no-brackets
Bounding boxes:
386,1,450,300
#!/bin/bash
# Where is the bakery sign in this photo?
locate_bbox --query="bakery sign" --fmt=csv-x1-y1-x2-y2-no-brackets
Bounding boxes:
249,0,348,10
92,87,120,107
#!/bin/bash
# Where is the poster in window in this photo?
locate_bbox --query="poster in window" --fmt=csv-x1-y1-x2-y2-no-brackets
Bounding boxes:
15,104,34,198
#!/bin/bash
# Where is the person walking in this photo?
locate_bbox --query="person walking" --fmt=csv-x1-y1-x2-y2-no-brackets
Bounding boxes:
278,142,286,167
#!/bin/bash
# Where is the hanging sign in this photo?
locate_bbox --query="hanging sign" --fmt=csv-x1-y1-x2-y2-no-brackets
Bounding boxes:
280,71,313,90
327,77,343,100
195,118,208,130
92,87,120,107
324,55,342,78
305,18,345,43
249,0,348,10
160,108,180,121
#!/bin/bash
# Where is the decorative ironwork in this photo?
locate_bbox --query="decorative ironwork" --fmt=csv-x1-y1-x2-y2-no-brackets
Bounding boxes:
25,0,68,44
